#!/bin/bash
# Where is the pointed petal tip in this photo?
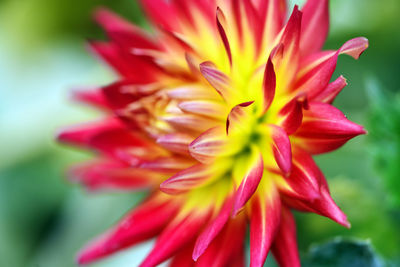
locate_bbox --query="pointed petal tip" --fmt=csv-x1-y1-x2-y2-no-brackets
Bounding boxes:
226,101,254,134
232,153,264,217
336,215,351,228
352,124,367,136
69,88,108,109
199,61,232,100
76,245,99,266
262,57,276,112
159,180,178,194
329,201,351,228
76,253,89,266
188,126,226,164
239,101,255,107
93,6,110,19
160,164,211,195
56,129,68,143
292,4,302,17
231,205,243,218
339,75,348,84
339,120,367,137
192,242,204,261
159,181,175,195
340,37,369,60
216,7,232,66
269,125,293,175
361,128,368,135
56,128,82,145
192,251,200,262
360,124,368,134
159,178,189,195
199,61,215,71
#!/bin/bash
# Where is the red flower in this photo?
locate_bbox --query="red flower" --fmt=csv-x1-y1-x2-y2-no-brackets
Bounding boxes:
59,1,368,266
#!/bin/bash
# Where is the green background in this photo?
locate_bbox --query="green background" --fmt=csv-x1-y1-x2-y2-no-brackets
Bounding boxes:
0,0,399,266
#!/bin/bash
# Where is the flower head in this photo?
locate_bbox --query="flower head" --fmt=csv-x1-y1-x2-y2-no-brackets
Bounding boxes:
59,0,368,266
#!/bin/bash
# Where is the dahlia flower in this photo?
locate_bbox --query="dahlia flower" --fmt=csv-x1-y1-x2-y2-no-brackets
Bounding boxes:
59,0,368,266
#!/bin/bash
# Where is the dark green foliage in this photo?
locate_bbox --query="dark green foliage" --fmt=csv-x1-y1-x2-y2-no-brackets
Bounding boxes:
303,238,383,267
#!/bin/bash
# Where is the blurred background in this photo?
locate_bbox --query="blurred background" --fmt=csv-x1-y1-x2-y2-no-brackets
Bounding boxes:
0,0,399,266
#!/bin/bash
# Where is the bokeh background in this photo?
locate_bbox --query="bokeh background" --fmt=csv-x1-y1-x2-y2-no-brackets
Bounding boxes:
0,0,399,266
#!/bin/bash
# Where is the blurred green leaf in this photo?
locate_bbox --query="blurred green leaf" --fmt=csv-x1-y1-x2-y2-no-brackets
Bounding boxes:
366,79,400,206
0,150,69,267
303,238,383,267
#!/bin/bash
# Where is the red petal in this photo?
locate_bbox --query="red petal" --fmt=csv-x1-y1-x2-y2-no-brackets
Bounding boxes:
268,124,292,175
169,243,195,267
262,56,276,112
280,6,302,49
233,151,264,215
227,248,246,267
69,160,158,191
311,75,348,104
278,94,308,135
170,0,217,29
193,0,217,23
318,175,351,227
295,37,368,98
226,101,254,135
167,84,221,101
140,0,178,31
195,215,246,267
94,8,159,50
72,88,109,109
140,211,211,267
185,53,202,76
293,102,366,154
300,0,329,56
94,7,134,31
140,156,194,173
295,52,338,99
162,113,218,133
160,164,212,195
102,80,150,110
88,41,157,81
257,0,287,41
339,37,369,60
279,148,321,201
77,195,179,264
156,133,193,155
200,61,232,100
57,117,124,147
163,29,196,54
274,5,302,91
87,128,154,160
271,207,301,267
171,0,197,26
216,7,232,66
189,126,226,164
284,175,350,227
193,193,234,260
240,0,263,54
250,192,281,267
178,100,227,120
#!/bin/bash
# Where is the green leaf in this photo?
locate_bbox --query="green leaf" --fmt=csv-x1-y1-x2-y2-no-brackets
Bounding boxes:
366,78,400,207
303,238,383,267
